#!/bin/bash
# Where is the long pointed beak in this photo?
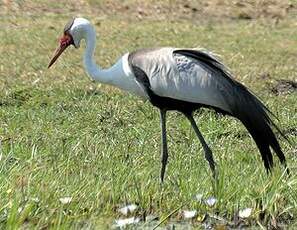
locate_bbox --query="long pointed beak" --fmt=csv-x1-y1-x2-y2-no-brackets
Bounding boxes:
48,43,69,68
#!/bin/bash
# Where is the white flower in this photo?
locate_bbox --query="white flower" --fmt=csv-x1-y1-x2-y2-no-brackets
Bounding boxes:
239,208,252,218
118,204,138,215
205,197,217,207
31,197,40,203
32,78,40,85
59,197,72,204
115,217,140,227
183,210,197,219
194,193,203,202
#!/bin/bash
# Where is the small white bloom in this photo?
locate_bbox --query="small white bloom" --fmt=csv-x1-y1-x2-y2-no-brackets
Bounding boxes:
31,197,40,203
115,217,140,227
194,194,203,202
118,204,138,215
183,210,197,219
59,197,72,204
32,78,40,85
205,197,217,207
239,208,252,218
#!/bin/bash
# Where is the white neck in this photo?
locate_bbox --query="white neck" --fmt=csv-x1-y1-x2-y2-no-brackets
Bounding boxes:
80,23,146,99
82,25,121,84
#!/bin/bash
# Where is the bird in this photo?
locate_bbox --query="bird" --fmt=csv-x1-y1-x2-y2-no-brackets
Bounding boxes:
48,17,288,182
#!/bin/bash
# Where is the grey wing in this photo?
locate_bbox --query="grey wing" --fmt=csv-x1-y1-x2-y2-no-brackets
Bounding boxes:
129,47,235,113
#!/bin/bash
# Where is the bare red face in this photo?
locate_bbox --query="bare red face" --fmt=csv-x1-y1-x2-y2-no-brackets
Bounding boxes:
48,33,74,68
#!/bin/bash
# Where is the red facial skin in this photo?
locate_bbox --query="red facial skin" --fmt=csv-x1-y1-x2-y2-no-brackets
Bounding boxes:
48,34,73,68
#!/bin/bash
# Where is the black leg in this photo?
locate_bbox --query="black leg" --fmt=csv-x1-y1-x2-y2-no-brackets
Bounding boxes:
184,113,216,178
160,109,168,182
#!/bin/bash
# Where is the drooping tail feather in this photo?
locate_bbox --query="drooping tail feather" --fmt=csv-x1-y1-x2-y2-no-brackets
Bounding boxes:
230,82,288,173
175,49,288,172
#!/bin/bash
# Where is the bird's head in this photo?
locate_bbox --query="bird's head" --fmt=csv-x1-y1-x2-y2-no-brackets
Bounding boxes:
48,17,92,68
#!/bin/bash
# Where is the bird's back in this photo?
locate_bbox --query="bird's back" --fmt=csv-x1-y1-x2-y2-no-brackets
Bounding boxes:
128,47,236,113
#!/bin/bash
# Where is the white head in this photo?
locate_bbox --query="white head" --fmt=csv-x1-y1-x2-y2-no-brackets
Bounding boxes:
48,17,94,68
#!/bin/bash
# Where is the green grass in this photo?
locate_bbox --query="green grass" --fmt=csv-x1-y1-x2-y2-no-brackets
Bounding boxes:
0,1,297,229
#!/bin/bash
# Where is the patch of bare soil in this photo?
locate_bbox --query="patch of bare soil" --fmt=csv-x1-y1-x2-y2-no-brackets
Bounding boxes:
0,0,295,22
283,127,297,137
199,0,295,20
271,79,297,95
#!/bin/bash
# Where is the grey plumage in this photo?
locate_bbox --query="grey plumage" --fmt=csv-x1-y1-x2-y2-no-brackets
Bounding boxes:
128,47,288,181
129,48,236,111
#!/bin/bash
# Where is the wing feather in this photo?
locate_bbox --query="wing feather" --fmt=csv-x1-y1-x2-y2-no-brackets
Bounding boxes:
129,47,233,112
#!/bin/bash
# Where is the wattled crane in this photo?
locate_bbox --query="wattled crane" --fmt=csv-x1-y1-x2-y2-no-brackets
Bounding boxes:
48,18,288,182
